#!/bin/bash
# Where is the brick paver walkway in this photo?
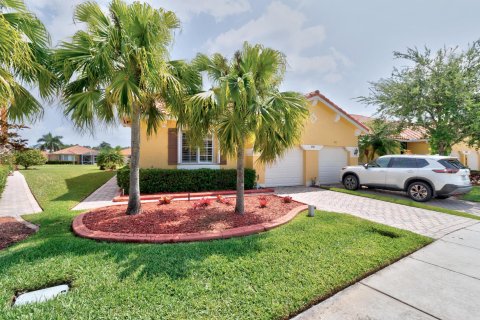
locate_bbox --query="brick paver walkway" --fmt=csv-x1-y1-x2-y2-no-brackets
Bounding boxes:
276,187,477,239
357,188,480,217
0,171,42,218
72,176,121,211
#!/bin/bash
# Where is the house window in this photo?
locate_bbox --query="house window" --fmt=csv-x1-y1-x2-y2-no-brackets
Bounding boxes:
181,132,213,163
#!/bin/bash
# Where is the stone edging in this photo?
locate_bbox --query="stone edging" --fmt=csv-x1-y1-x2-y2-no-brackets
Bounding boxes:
72,205,308,243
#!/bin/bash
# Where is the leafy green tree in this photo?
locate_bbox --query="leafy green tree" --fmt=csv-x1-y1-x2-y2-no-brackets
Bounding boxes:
55,1,200,215
0,0,56,127
180,43,309,214
96,141,112,151
359,119,401,162
97,148,124,170
36,132,64,152
359,42,480,155
15,149,46,169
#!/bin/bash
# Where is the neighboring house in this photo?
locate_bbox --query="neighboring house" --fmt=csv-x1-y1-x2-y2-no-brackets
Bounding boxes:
351,115,480,170
48,145,99,164
134,90,367,187
120,147,131,163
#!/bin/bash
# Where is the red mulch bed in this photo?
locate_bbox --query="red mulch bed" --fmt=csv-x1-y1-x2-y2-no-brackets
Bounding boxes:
0,217,36,250
83,195,303,234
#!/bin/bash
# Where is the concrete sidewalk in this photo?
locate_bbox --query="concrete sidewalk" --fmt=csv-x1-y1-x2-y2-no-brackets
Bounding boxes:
0,171,42,217
72,176,121,211
294,222,480,320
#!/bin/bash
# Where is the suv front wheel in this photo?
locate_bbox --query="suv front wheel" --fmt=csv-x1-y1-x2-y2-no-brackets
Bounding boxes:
407,181,432,202
343,174,359,190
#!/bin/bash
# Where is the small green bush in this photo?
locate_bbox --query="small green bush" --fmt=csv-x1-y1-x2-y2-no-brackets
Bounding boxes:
0,165,11,196
15,149,47,169
97,148,124,170
46,160,75,165
117,168,256,194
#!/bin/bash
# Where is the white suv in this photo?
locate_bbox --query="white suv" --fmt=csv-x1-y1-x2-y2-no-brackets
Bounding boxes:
340,155,472,202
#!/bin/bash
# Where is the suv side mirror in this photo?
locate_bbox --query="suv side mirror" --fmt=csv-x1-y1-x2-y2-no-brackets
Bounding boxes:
363,163,369,169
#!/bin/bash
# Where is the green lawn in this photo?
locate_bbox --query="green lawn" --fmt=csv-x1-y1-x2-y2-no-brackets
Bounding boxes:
461,186,480,202
327,187,480,221
0,165,431,319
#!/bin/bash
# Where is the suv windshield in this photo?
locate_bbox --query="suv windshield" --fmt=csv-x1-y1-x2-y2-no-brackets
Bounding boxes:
438,158,467,169
368,157,390,168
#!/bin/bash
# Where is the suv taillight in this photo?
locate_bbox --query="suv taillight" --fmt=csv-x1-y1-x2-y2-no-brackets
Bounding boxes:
432,168,459,174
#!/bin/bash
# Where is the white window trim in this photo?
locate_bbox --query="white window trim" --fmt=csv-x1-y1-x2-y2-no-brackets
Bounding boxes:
177,130,215,165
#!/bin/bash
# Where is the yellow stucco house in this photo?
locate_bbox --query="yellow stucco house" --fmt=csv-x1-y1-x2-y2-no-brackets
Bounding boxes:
137,90,368,187
351,115,480,170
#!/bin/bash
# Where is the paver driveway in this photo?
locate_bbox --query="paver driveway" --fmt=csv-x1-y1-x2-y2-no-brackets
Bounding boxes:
276,187,477,238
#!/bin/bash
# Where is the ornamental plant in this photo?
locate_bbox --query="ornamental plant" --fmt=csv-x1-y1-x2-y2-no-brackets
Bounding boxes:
259,198,268,208
158,196,172,205
283,196,293,203
15,149,47,169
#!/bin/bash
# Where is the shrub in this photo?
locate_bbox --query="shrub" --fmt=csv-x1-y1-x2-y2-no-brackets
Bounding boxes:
15,149,47,169
117,168,256,194
283,196,293,203
259,197,268,208
97,148,124,170
46,160,75,165
158,196,172,205
0,165,11,196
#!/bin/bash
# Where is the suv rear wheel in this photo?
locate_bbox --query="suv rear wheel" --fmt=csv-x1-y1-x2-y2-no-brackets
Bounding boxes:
343,174,359,190
407,181,432,202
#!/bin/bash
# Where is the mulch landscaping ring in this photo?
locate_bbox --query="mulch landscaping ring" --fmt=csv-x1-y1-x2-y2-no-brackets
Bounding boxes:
73,195,308,243
0,217,36,250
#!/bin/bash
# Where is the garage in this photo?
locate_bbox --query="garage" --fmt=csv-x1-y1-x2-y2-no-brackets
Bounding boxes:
264,147,304,187
467,152,479,170
318,147,348,184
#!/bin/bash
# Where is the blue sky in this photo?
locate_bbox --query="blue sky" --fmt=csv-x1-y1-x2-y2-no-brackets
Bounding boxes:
23,0,480,147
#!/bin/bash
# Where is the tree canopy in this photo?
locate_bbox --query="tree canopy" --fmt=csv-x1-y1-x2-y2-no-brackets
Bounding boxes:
359,42,480,155
55,0,200,215
36,132,64,152
180,42,309,214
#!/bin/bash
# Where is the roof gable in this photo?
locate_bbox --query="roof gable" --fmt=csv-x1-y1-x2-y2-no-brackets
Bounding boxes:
306,91,369,132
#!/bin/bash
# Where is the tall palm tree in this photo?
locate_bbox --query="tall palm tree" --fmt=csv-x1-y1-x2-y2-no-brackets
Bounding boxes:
359,118,401,162
0,0,56,128
180,43,309,214
36,132,64,153
55,0,200,215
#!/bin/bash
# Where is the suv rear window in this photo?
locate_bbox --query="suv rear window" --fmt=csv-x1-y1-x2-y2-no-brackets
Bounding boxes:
438,159,466,169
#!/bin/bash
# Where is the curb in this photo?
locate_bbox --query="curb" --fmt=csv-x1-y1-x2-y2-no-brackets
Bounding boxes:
112,188,275,202
72,205,308,244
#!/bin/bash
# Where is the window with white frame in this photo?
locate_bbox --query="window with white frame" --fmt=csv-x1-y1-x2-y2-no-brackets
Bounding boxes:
181,132,214,163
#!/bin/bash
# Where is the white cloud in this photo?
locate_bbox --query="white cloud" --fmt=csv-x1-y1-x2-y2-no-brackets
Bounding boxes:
152,0,251,21
206,1,351,84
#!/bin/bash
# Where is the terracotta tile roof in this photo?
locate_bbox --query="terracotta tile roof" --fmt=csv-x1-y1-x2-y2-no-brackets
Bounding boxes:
350,114,428,141
306,90,369,131
52,145,99,155
120,147,131,156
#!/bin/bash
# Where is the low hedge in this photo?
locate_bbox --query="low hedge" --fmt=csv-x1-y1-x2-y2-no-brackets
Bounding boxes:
46,160,75,165
117,168,256,194
0,165,11,196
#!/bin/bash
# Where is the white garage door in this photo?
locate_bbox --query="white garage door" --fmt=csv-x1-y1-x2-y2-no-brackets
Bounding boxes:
264,148,304,187
467,152,479,170
318,147,348,184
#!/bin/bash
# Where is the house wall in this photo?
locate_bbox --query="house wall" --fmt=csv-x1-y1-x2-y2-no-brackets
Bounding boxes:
139,120,236,169
406,141,430,155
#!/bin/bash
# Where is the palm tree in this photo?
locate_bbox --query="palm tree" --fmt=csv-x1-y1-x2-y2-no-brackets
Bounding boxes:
0,0,56,128
55,0,200,215
179,43,309,214
359,118,401,162
36,132,64,153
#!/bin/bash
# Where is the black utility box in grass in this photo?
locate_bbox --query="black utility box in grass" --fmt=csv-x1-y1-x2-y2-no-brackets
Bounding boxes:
117,168,256,194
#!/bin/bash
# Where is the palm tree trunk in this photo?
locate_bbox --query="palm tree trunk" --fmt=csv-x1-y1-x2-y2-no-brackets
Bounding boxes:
235,146,245,215
126,105,141,215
